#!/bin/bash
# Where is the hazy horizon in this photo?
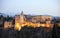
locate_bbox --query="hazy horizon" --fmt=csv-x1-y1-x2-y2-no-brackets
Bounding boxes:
0,0,60,16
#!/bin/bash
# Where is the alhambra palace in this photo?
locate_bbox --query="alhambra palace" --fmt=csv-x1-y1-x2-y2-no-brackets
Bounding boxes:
4,11,54,31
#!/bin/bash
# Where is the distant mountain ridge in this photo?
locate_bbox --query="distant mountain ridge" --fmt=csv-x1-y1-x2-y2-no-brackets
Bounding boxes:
0,12,60,18
0,12,8,17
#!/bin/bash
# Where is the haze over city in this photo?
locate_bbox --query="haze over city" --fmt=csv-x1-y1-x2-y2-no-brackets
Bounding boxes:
0,0,60,16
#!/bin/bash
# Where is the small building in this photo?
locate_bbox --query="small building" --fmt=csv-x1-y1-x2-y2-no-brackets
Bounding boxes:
4,21,13,29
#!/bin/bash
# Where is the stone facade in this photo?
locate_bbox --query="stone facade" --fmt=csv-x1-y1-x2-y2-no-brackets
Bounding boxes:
14,11,53,31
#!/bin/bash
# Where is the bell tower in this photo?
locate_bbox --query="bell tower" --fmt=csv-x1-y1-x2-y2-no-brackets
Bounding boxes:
20,11,25,24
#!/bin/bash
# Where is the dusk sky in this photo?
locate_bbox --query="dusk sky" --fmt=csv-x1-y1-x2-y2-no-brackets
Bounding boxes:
0,0,60,16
